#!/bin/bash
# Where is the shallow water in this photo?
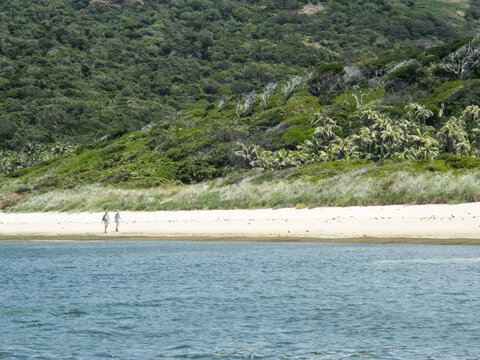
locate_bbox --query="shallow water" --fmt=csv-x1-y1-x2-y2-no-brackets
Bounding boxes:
1,241,480,359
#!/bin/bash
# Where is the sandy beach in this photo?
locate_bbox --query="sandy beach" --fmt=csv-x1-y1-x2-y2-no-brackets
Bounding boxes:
1,203,480,243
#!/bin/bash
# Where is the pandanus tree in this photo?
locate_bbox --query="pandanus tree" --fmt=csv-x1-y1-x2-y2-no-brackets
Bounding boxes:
437,116,468,153
51,143,74,156
462,105,480,124
393,149,415,160
416,142,440,160
470,127,480,156
397,118,418,151
272,149,299,169
307,63,344,105
314,124,338,145
328,137,358,161
311,113,339,146
459,106,480,156
297,138,330,163
405,103,433,127
455,140,472,156
358,106,383,127
351,127,374,157
237,103,480,172
250,148,273,170
24,143,39,158
408,128,438,155
380,124,403,158
441,36,480,80
234,143,259,168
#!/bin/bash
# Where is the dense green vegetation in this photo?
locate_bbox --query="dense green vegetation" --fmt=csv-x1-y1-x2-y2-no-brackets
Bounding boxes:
1,0,479,211
5,158,480,212
1,34,480,211
0,0,477,150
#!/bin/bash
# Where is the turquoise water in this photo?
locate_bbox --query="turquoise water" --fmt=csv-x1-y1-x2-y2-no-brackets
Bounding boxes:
1,241,480,359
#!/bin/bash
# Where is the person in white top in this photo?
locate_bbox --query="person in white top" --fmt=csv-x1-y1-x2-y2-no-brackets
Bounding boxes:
115,211,120,232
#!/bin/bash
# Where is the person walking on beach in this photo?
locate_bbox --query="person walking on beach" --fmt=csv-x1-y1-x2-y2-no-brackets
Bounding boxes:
102,211,110,233
114,211,120,232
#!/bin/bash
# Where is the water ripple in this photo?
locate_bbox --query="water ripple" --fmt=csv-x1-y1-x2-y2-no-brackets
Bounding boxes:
1,242,480,359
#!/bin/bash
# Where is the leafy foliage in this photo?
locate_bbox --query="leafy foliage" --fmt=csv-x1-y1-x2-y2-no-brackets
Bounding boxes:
0,0,475,150
1,17,480,210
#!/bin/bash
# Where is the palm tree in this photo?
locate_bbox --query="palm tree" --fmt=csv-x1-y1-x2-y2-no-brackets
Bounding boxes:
51,143,73,156
454,140,472,156
251,148,274,170
379,124,402,157
415,143,440,160
437,117,467,153
350,127,374,158
314,124,338,145
398,118,417,132
470,127,480,156
358,106,382,126
329,137,357,161
9,153,25,171
405,103,433,127
410,128,439,154
234,143,257,168
462,105,480,124
272,149,299,169
0,151,9,174
400,118,419,151
311,113,339,147
437,121,457,153
24,143,39,158
393,149,415,160
298,138,322,152
310,112,337,127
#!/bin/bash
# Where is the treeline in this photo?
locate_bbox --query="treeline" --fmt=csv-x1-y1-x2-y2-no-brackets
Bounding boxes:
1,36,479,185
146,36,480,182
0,0,474,150
235,105,480,171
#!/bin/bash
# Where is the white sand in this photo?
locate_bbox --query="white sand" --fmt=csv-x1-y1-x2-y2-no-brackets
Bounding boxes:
2,203,480,240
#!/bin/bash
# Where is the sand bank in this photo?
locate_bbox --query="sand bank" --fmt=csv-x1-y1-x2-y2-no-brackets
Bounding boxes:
2,203,480,243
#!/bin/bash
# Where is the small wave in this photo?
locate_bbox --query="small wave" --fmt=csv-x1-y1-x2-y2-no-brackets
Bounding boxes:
64,308,88,316
374,257,480,265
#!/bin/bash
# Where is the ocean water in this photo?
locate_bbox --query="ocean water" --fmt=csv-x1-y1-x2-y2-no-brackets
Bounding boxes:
1,241,480,359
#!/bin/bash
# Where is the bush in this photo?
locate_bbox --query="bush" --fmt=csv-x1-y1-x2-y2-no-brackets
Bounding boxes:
173,157,220,184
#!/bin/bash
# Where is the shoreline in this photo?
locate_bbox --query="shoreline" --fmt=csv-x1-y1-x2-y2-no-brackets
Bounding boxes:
2,203,480,244
1,235,480,245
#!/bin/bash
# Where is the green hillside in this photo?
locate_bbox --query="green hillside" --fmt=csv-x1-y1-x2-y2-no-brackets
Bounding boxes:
0,0,477,151
1,37,480,211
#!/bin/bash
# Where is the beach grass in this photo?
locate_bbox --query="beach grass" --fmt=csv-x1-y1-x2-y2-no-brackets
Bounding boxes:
5,160,480,212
